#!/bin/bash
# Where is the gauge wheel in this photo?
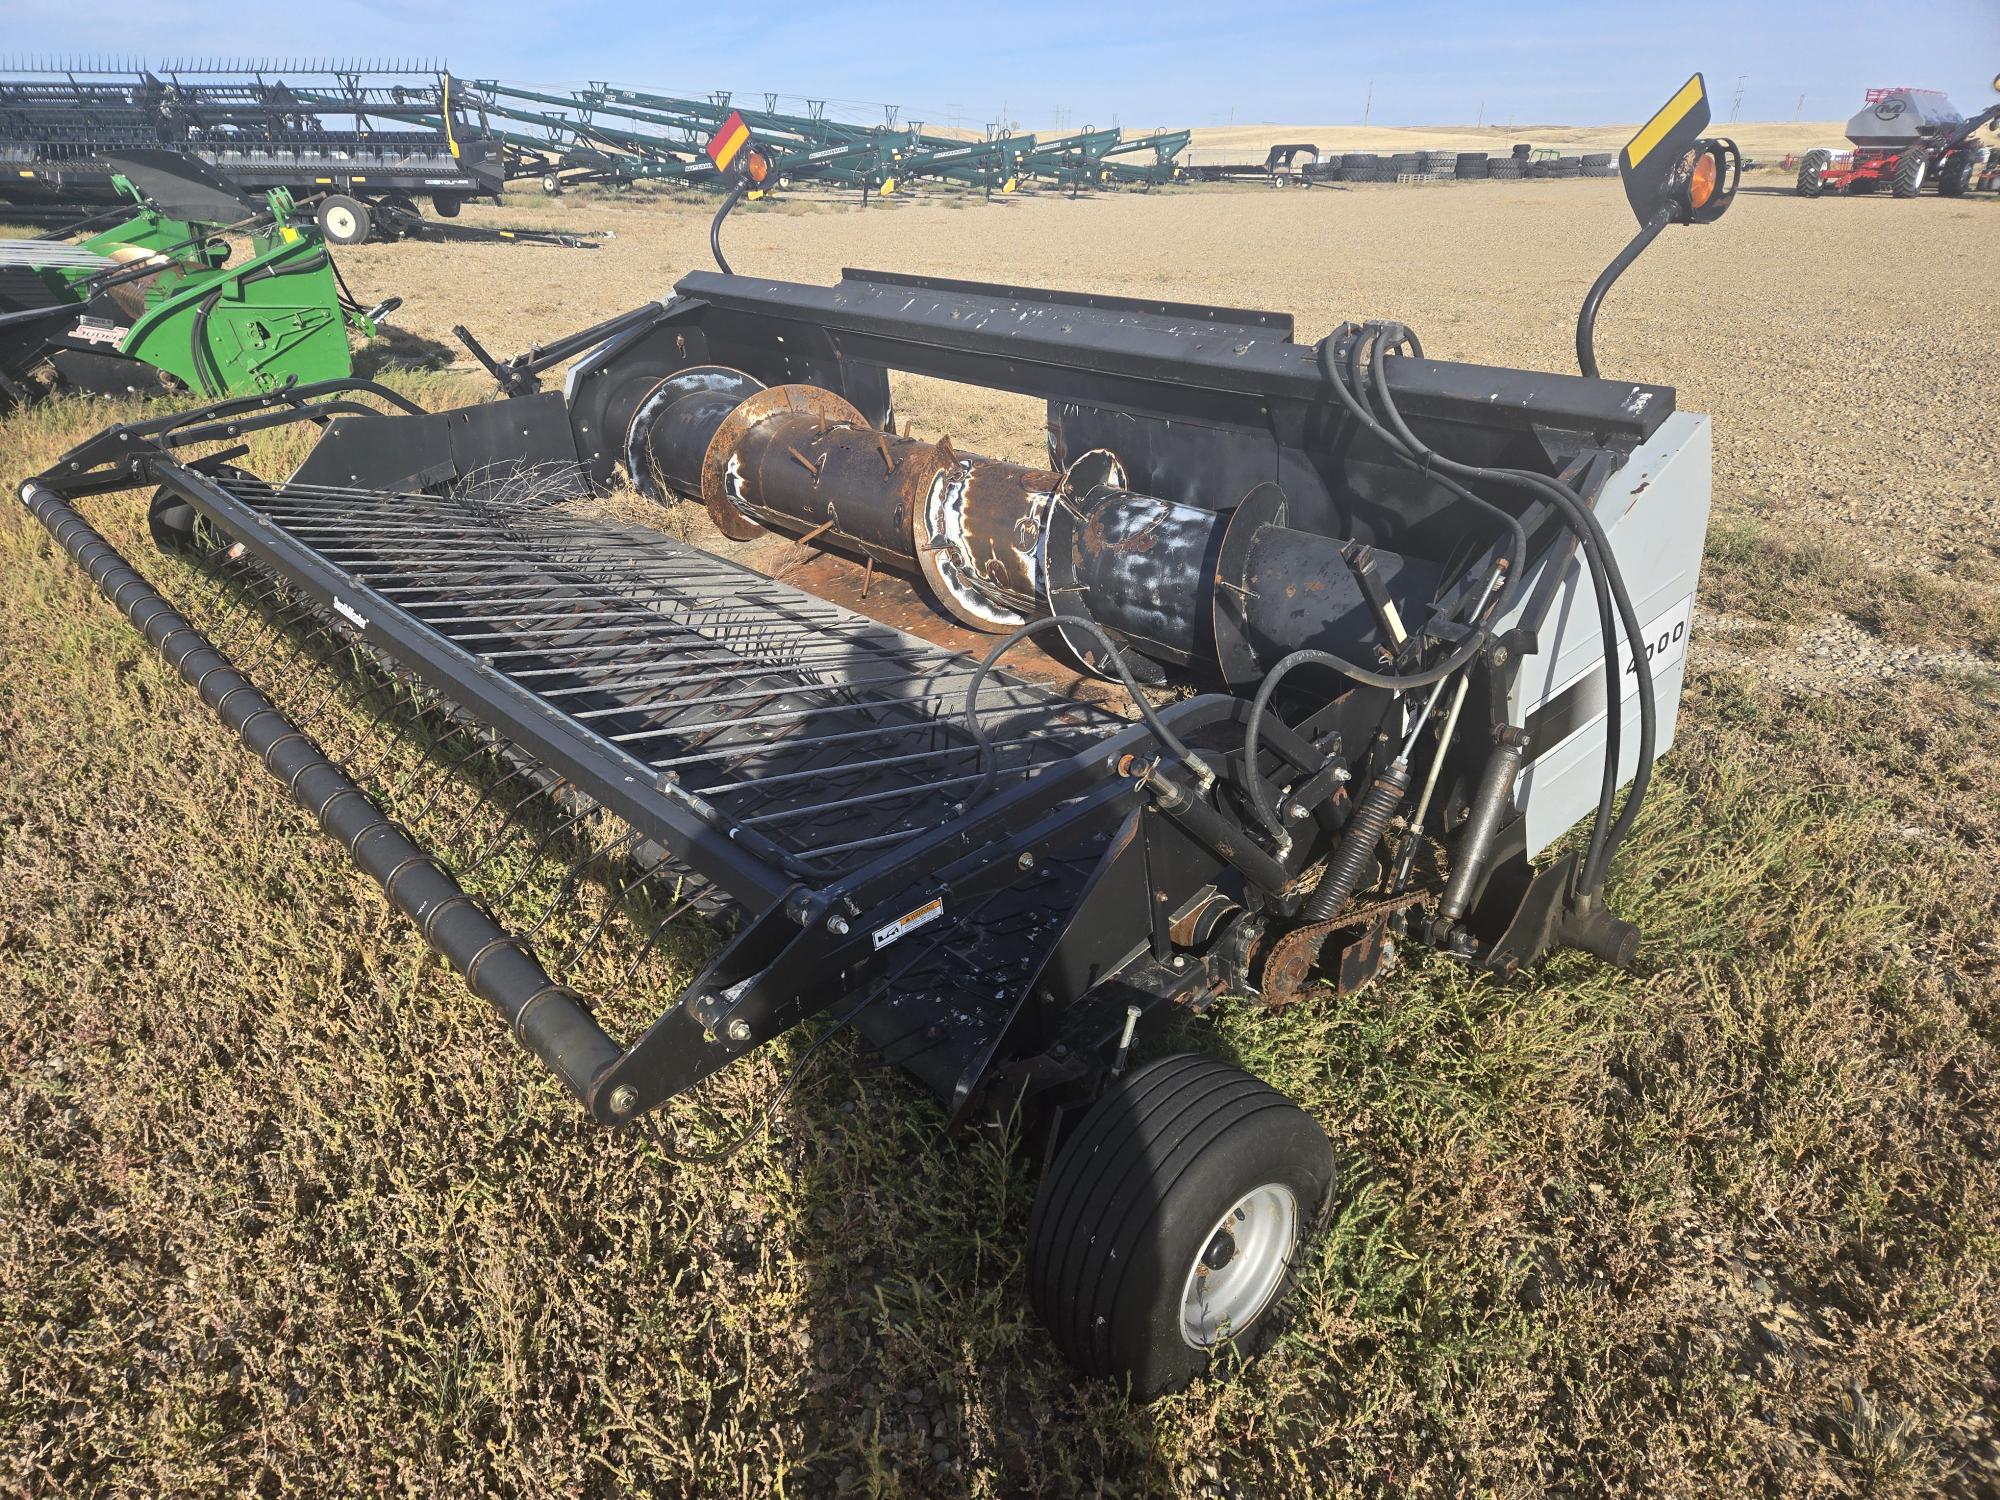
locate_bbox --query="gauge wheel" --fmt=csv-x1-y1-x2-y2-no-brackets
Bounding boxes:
315,194,371,245
1026,1053,1340,1398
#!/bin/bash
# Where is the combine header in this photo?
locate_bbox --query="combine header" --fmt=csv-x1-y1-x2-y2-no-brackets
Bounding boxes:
0,62,509,235
0,150,395,411
22,78,1739,1397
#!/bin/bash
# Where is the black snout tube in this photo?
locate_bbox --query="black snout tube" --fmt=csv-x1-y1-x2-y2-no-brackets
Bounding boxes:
19,479,626,1109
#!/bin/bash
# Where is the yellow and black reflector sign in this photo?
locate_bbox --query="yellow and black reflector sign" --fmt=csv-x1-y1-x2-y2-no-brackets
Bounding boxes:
1621,73,1712,224
706,111,752,173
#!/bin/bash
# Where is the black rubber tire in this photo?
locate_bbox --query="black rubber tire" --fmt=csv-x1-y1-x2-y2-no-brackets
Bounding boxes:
1796,148,1831,198
1580,151,1616,178
1892,148,1927,198
1455,152,1489,178
147,466,249,553
1488,158,1523,179
1511,142,1533,160
1341,152,1376,170
1026,1054,1338,1398
1938,151,1976,197
147,487,200,553
314,194,371,246
431,193,462,217
1546,155,1581,178
540,173,562,196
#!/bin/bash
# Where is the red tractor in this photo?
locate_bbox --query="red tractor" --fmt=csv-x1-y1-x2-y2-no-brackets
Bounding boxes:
1796,86,2000,198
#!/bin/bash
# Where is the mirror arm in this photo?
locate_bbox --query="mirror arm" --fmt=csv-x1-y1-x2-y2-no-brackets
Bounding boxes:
1575,211,1669,379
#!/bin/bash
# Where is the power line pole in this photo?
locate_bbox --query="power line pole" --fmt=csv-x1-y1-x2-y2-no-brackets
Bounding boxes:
1477,99,1484,128
1794,92,1805,120
1363,79,1373,127
1730,74,1747,122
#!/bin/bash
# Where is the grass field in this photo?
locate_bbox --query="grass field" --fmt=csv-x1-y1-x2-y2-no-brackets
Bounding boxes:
2,172,1998,1497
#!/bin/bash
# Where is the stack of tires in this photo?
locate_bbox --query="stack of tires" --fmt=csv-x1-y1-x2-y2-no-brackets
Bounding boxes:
1511,143,1534,163
1489,155,1524,179
1455,151,1490,179
1581,152,1617,178
1388,152,1423,181
1415,149,1449,177
1534,155,1581,179
1341,152,1378,183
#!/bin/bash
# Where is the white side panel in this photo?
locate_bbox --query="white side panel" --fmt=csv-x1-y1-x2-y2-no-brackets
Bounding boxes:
1501,411,1712,857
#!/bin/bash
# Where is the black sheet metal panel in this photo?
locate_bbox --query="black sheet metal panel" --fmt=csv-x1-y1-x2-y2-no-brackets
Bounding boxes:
624,269,1675,550
288,391,583,496
152,463,1120,913
670,268,1673,444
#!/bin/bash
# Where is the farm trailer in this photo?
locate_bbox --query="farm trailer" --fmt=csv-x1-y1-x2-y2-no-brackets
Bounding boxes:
1796,85,2000,198
20,77,1740,1398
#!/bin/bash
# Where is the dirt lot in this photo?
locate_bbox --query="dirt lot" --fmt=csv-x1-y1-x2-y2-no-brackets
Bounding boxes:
3,169,1998,1497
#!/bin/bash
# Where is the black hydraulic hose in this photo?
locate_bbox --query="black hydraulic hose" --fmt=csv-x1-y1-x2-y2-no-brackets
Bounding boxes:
1241,639,1482,840
188,288,226,397
709,179,750,274
1359,327,1625,880
1317,329,1528,588
1237,333,1531,840
1363,331,1655,897
962,615,1208,809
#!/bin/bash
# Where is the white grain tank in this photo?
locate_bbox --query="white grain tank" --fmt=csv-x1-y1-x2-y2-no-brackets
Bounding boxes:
1846,87,1963,148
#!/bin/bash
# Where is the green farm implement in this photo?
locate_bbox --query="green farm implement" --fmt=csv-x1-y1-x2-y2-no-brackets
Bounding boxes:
0,150,395,411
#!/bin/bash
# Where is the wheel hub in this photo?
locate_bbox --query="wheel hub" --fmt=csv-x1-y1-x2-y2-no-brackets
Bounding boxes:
1179,1183,1299,1349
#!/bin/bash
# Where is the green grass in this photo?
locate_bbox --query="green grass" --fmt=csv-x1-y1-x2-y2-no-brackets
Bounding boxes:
2,385,1998,1496
1704,518,2000,656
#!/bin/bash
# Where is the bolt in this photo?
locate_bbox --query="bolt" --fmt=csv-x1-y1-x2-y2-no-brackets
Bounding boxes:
1171,954,1187,969
1333,766,1352,783
726,1018,753,1043
1289,802,1311,819
827,913,850,935
1017,850,1035,870
609,1084,639,1117
1491,646,1510,666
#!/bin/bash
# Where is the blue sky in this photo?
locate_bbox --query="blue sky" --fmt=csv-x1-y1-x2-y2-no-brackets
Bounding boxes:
12,0,1999,130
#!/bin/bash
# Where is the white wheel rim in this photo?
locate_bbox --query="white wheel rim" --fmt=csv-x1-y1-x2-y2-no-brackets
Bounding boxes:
326,207,357,239
1179,1183,1298,1348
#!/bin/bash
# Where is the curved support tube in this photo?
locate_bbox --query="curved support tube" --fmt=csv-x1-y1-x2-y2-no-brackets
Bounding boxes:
1575,213,1667,379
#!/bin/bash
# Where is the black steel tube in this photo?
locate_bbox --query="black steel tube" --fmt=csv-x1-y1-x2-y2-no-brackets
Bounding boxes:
1575,214,1666,380
18,479,627,1111
1238,524,1437,671
639,385,740,498
1056,488,1225,666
